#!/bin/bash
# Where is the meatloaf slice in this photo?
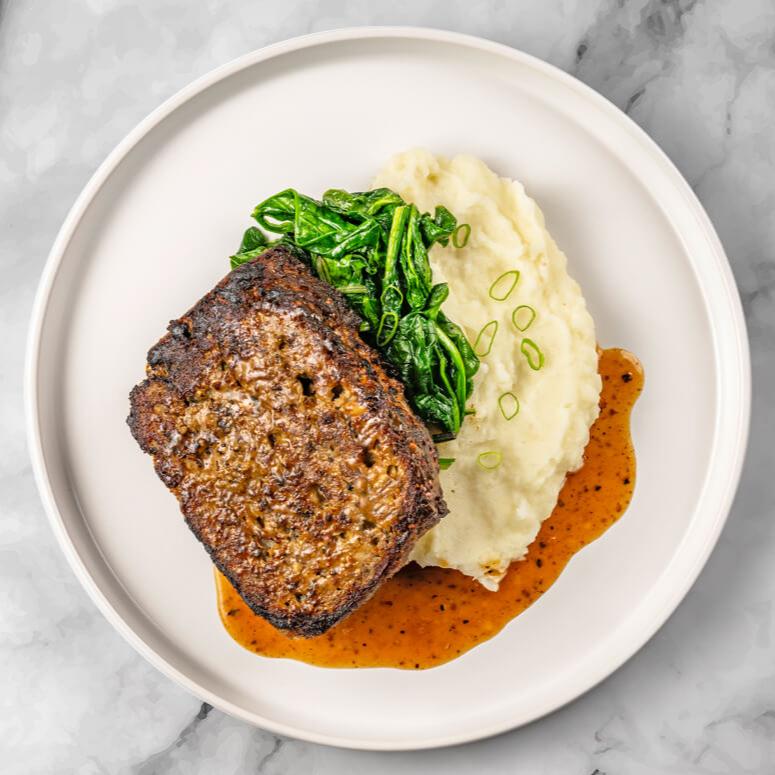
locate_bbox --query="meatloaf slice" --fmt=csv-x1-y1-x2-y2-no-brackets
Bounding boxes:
128,245,447,636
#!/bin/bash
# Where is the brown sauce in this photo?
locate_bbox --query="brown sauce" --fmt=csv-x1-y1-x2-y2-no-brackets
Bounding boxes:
216,348,643,669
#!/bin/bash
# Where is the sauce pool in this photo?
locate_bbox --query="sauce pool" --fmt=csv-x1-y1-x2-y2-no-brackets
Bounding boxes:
215,348,643,669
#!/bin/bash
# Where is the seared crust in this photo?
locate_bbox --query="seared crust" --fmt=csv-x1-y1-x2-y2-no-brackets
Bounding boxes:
128,246,447,636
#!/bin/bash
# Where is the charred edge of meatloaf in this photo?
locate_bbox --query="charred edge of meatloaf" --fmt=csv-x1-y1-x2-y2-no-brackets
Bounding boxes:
127,246,447,636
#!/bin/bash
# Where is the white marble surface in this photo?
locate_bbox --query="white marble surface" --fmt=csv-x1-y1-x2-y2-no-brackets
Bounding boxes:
1,0,773,772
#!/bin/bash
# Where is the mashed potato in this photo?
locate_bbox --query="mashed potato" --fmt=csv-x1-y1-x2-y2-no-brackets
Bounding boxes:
374,151,601,590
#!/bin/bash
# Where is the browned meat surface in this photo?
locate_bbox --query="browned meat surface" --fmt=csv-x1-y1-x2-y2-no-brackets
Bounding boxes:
128,245,447,636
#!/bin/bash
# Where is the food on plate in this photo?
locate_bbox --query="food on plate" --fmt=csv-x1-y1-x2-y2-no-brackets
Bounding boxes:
375,151,601,588
216,347,642,669
128,148,642,665
232,184,479,438
127,245,447,636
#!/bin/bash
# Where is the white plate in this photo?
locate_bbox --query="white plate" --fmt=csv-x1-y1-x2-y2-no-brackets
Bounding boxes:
26,28,750,750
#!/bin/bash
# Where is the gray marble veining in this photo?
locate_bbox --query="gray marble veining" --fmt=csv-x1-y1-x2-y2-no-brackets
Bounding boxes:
2,1,774,772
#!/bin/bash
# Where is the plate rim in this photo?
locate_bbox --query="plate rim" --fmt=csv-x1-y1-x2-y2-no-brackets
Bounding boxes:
25,26,751,751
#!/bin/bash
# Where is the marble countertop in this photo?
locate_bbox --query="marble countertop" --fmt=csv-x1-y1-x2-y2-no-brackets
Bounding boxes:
2,1,774,772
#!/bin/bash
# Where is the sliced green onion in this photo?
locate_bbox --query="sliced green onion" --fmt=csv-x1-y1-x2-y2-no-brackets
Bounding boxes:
488,270,520,301
477,451,502,470
498,392,520,420
452,223,471,248
473,320,498,357
438,457,456,470
521,338,545,371
512,304,536,332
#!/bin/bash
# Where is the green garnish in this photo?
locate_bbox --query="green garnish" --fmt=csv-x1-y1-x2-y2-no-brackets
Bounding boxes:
512,304,536,332
438,457,456,470
498,392,520,420
521,338,545,370
242,188,480,436
452,223,471,248
488,270,520,301
230,226,271,269
473,320,498,357
476,451,502,470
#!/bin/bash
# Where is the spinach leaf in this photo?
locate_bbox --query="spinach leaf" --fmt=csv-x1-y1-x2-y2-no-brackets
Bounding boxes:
230,226,272,268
